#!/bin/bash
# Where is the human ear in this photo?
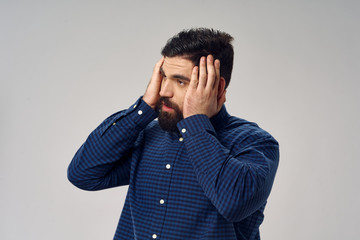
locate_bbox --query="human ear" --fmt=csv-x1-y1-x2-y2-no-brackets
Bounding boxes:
217,77,226,110
217,77,226,99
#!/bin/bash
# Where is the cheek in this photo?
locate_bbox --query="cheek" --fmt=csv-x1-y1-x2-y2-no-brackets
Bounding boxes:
172,87,186,104
179,90,188,110
160,79,166,91
179,100,184,112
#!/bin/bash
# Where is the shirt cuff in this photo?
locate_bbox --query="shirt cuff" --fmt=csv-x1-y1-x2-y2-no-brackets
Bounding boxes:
177,114,216,137
128,97,159,129
100,97,158,135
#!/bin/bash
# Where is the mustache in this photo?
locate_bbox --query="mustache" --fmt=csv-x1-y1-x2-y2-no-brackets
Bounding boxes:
159,97,178,110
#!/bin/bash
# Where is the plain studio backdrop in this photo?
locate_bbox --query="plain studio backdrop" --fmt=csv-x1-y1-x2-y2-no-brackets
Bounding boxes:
1,0,359,239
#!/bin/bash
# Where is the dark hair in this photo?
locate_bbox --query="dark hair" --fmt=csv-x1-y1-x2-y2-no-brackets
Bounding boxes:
161,28,234,88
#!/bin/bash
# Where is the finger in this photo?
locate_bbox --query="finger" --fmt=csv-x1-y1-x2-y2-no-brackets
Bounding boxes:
189,66,199,89
143,57,164,108
155,56,165,68
214,59,220,90
206,55,216,91
150,57,165,83
198,56,207,88
152,56,164,74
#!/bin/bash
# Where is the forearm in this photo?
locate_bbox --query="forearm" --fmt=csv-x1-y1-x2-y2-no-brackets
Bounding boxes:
67,97,158,190
177,114,279,222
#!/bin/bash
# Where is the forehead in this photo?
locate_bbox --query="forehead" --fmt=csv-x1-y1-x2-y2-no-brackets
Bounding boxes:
162,56,194,75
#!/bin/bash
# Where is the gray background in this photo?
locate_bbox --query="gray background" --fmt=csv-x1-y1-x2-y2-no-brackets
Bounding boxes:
1,0,359,239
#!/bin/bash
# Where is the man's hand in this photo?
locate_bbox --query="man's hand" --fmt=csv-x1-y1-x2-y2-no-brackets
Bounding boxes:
183,55,226,119
143,57,165,109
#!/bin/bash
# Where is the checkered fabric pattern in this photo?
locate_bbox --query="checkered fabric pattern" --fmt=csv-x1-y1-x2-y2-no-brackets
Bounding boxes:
68,97,279,240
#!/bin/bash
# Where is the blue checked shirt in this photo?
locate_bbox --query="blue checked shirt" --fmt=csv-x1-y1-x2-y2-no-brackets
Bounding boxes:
68,97,279,240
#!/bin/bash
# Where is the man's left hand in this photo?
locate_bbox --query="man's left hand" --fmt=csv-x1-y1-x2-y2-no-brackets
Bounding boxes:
183,55,226,119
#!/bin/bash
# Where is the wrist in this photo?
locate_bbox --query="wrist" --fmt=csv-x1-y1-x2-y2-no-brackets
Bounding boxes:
142,96,157,109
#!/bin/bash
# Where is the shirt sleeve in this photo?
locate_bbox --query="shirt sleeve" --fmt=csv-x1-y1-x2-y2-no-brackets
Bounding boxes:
177,114,279,222
67,97,158,191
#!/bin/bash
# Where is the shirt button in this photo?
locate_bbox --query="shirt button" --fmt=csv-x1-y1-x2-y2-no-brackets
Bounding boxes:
181,128,186,133
138,110,143,115
179,137,183,142
112,122,116,126
160,199,165,204
166,164,171,169
133,104,137,108
152,234,157,239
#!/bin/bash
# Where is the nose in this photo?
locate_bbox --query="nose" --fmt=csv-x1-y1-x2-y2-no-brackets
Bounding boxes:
159,79,174,98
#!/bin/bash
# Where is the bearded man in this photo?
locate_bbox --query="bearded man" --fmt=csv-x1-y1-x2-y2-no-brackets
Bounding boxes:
68,28,279,240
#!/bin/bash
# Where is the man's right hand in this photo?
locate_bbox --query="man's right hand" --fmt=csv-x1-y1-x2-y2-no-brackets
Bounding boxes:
143,57,165,109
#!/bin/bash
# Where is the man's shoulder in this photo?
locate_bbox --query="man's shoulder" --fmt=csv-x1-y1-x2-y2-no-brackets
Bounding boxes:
225,115,263,134
222,114,278,146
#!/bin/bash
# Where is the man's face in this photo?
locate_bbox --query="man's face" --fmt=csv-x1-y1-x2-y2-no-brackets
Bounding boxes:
156,56,195,132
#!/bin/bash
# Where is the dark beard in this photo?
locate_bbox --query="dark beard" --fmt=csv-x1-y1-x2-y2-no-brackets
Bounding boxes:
156,97,184,133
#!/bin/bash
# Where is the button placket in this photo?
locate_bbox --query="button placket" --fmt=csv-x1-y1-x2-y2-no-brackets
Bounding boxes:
150,135,183,238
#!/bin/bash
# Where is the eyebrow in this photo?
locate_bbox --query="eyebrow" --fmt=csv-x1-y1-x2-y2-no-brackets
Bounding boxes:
160,67,190,82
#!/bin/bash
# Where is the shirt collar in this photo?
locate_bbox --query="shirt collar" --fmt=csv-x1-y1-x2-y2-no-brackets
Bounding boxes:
210,105,230,131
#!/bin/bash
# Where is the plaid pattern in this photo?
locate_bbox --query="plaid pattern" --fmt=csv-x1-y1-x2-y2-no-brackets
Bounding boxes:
68,97,279,240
